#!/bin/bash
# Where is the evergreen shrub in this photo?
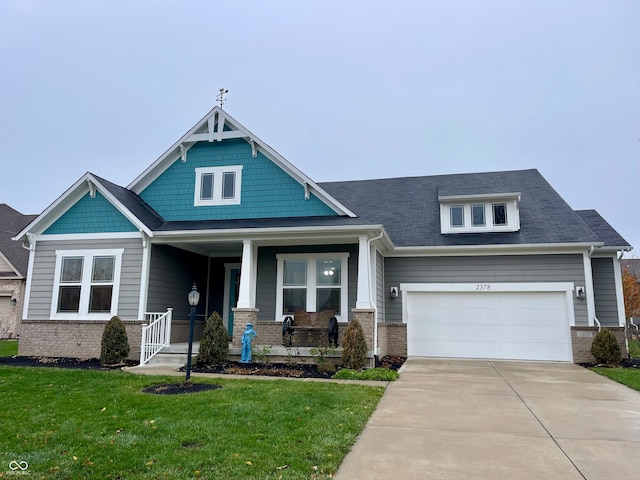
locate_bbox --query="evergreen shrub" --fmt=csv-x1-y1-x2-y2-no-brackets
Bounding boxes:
196,311,229,366
100,316,130,366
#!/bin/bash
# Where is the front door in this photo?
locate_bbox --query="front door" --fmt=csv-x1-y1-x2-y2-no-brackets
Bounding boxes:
224,264,241,337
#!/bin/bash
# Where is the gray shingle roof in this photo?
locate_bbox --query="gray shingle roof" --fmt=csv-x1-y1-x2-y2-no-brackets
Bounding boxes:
575,210,630,248
0,204,38,275
320,169,621,248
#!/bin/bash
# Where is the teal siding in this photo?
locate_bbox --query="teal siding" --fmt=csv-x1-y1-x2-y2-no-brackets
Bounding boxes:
44,191,137,234
139,139,336,221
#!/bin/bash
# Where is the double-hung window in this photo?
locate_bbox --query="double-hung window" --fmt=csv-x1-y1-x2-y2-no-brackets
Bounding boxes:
51,249,123,319
276,253,349,321
194,166,243,206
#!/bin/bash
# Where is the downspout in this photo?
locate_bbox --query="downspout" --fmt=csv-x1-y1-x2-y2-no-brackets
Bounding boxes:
367,231,384,360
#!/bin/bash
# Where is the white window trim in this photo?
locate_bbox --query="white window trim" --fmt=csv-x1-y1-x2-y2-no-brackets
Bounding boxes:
275,252,349,322
440,198,520,234
194,165,243,206
51,249,124,320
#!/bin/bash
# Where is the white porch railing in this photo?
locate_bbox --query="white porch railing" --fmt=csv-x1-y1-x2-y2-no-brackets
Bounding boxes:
140,308,173,365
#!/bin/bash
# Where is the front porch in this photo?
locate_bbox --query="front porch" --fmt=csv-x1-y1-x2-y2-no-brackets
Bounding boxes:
140,308,376,367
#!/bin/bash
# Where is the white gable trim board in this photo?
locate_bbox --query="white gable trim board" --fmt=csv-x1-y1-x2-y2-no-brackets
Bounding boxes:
400,283,575,362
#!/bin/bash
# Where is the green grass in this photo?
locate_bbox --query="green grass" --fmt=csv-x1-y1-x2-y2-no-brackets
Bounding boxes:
332,368,400,382
0,339,18,357
0,367,384,479
591,367,640,392
628,339,640,358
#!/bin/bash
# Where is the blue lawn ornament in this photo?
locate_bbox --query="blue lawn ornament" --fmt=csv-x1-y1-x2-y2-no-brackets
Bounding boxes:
240,322,257,363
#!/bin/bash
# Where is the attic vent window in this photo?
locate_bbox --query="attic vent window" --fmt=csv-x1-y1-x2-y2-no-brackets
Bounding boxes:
194,166,242,206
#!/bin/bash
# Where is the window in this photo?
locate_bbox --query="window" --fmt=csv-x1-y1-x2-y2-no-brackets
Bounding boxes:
276,253,349,321
492,203,507,225
51,249,123,319
450,205,464,227
471,204,486,227
194,166,242,206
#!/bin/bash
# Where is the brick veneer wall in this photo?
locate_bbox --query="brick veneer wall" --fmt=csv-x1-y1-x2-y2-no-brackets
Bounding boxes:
378,322,407,358
19,320,144,360
571,326,627,363
231,308,259,348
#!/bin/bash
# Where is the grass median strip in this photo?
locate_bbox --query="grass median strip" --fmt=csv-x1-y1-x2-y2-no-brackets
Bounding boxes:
591,367,640,392
0,366,384,479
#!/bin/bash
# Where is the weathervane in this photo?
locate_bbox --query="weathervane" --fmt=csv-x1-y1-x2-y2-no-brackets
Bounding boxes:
217,88,229,108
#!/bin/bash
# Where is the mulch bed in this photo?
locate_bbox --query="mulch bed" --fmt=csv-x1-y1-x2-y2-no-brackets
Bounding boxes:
579,358,640,369
143,382,222,395
0,356,137,370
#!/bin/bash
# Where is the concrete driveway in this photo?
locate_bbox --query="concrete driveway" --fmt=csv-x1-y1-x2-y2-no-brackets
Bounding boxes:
334,358,640,480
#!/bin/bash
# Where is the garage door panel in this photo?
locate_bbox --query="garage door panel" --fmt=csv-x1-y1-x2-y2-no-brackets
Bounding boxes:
405,289,572,361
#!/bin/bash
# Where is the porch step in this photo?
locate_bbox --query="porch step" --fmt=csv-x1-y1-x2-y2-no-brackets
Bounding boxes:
145,342,200,366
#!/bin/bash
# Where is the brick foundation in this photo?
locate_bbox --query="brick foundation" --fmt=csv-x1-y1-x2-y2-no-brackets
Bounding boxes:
571,326,627,363
231,308,259,349
18,320,144,360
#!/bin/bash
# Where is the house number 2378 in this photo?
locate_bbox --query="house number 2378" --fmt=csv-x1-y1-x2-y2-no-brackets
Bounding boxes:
476,284,491,291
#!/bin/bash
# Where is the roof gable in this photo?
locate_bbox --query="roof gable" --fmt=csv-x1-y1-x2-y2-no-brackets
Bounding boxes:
128,106,355,218
138,138,337,221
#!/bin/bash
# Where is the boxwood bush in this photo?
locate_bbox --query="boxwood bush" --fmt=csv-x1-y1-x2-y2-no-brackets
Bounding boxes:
196,311,229,366
100,316,130,366
591,328,622,366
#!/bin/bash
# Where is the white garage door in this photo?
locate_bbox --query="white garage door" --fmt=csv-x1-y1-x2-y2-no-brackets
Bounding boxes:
404,284,573,361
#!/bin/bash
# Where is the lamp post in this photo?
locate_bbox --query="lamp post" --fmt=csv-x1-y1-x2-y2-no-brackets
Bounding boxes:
185,283,200,382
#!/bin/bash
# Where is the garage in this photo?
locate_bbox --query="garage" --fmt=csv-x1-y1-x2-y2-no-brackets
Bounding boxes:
402,283,574,362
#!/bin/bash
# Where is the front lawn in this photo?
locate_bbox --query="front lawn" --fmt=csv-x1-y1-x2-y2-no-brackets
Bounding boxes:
0,339,18,357
0,367,384,479
591,367,640,392
628,339,640,358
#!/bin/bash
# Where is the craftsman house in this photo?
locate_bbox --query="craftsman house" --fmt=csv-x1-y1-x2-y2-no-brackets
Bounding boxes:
13,106,631,364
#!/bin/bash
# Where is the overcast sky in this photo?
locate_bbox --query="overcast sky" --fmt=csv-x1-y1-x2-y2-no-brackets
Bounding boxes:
1,1,638,253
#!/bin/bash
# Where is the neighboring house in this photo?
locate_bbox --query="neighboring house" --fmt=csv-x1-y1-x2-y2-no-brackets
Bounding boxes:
0,204,37,338
621,258,640,327
13,106,632,364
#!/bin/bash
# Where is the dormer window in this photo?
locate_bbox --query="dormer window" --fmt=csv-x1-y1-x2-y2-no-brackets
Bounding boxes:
439,193,520,234
194,166,243,206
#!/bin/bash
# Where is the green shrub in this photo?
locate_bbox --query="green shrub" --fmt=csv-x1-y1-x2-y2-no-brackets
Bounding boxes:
591,329,622,366
333,368,399,381
341,318,368,370
100,316,130,366
196,311,229,366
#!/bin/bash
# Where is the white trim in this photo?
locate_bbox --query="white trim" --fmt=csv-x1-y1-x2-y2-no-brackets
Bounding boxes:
21,234,36,320
275,252,349,322
390,243,603,257
583,252,596,327
50,249,124,320
194,165,243,206
613,255,626,327
137,233,151,320
400,282,576,326
438,192,521,202
35,232,145,242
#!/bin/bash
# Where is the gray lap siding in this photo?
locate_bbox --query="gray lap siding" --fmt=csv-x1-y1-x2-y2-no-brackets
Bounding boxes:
383,254,588,325
591,257,620,327
26,238,143,320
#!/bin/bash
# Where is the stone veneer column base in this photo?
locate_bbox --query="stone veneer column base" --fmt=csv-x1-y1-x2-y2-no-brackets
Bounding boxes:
231,308,259,349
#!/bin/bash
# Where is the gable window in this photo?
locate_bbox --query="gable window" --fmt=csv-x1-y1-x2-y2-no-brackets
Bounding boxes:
52,249,123,319
194,166,242,206
276,253,349,321
439,193,520,234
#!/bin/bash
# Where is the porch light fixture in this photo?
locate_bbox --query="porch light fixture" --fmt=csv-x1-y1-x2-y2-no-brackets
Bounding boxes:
10,298,17,307
185,283,200,382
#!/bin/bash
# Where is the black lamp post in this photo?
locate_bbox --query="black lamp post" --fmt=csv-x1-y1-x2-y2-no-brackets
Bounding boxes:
185,283,200,382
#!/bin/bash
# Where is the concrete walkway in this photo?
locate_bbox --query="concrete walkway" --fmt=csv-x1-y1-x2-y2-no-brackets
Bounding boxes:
334,358,640,480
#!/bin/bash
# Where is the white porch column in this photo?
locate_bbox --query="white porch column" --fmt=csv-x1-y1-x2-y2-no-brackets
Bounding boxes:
356,235,373,309
583,251,596,326
237,240,256,309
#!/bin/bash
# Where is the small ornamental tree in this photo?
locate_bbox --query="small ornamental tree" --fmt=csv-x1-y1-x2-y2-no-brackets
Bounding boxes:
622,268,640,321
100,316,130,366
591,329,622,366
196,311,229,366
341,318,368,370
